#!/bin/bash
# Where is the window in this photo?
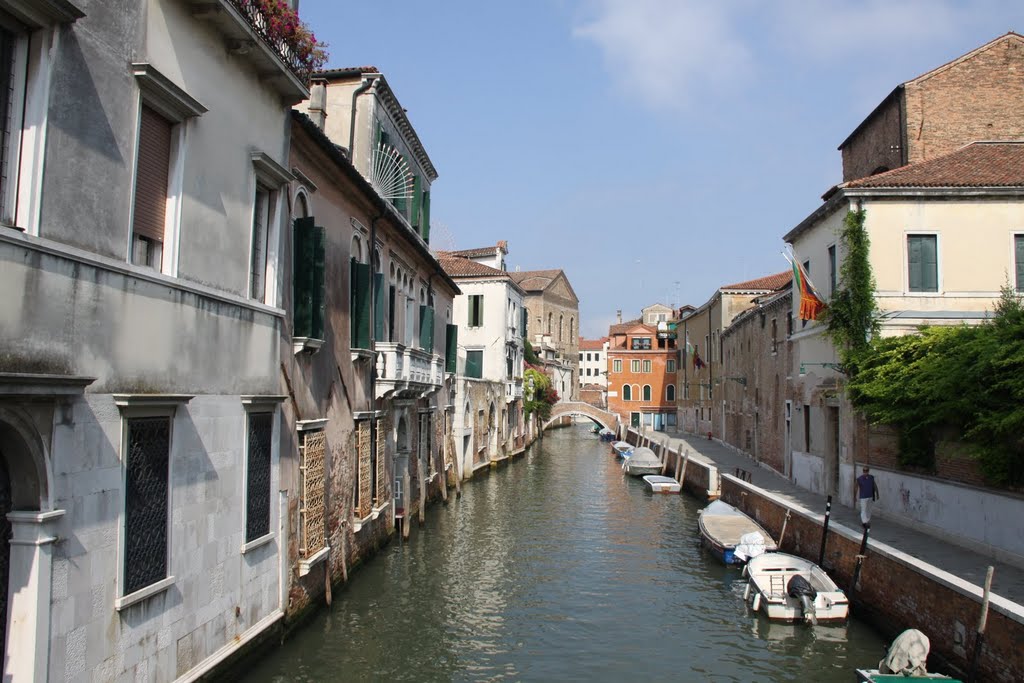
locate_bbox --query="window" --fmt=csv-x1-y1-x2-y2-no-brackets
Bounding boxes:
299,427,327,560
666,384,675,401
245,411,273,543
132,105,172,269
585,368,591,376
622,384,632,401
803,405,811,452
0,22,25,226
907,235,938,292
350,252,371,349
771,318,778,354
579,352,584,361
667,359,676,373
642,359,652,373
468,294,484,327
547,312,552,334
445,324,458,373
643,385,652,401
292,218,326,341
123,415,171,595
249,152,291,304
466,350,483,379
631,337,651,350
828,244,837,296
612,359,622,373
419,297,435,352
355,420,379,519
631,359,641,373
1015,235,1023,292
559,314,563,342
586,353,592,361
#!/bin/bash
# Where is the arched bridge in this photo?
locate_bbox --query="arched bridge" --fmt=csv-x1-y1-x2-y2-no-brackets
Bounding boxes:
542,401,620,433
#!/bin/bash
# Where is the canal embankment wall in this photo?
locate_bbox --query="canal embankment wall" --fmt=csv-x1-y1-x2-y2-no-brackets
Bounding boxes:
623,427,1024,682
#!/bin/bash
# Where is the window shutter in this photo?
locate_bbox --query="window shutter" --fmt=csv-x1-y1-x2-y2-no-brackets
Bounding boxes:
466,350,482,379
922,236,937,291
421,191,431,244
908,237,922,292
388,285,396,341
1016,235,1024,291
132,106,173,242
445,324,458,373
292,217,315,338
419,305,434,352
311,225,326,339
521,307,527,339
373,273,386,341
351,259,371,349
411,175,422,231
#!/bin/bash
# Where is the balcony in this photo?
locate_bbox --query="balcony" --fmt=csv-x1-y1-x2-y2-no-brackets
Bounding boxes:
187,0,310,103
505,379,523,402
374,342,443,399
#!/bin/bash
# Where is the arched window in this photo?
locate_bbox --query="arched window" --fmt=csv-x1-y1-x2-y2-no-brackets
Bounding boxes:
622,384,632,401
642,385,651,401
666,384,676,402
547,312,552,335
351,235,363,263
559,314,563,342
294,189,311,219
570,317,575,341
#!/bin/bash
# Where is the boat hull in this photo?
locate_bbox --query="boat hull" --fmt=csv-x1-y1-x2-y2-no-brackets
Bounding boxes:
743,553,849,624
698,500,777,566
624,464,662,477
642,475,681,494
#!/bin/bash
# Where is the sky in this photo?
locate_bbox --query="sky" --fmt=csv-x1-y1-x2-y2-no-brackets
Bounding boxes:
299,0,1024,338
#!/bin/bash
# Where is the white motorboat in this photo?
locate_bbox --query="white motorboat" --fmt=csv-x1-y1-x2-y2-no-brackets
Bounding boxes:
642,475,680,494
742,552,849,624
856,629,961,681
698,500,777,565
623,447,661,476
611,441,633,458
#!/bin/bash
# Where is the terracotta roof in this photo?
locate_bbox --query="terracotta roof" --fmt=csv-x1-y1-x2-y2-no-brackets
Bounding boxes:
443,241,508,259
508,269,561,291
437,255,508,279
844,142,1024,189
721,270,792,291
578,337,608,350
608,319,646,335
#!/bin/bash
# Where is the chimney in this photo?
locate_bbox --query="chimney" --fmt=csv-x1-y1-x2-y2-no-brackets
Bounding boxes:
616,310,622,324
308,81,327,129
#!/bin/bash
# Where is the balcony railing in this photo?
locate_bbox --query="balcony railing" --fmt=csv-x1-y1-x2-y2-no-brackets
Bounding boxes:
374,342,443,399
506,379,523,402
188,0,310,103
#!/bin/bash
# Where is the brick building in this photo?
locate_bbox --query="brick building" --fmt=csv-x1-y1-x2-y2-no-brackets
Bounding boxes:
606,319,679,429
509,269,580,400
839,31,1024,182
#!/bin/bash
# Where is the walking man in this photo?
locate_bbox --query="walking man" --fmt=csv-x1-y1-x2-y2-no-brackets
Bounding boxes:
855,466,879,528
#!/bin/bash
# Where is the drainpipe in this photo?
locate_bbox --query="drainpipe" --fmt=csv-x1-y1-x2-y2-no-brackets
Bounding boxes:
349,76,376,166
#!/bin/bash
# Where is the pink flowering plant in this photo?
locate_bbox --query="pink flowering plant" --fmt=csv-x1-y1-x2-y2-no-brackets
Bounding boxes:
237,0,329,75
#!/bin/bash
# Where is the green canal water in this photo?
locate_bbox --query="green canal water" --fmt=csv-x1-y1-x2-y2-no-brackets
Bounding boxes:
239,424,887,682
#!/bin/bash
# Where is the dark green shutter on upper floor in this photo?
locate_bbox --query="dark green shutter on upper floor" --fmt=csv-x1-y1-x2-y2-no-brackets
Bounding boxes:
388,285,396,342
419,305,434,352
521,307,527,339
908,235,938,292
411,176,422,231
373,273,385,341
351,259,371,349
465,350,482,379
292,217,325,340
445,324,458,373
311,226,326,339
421,191,431,243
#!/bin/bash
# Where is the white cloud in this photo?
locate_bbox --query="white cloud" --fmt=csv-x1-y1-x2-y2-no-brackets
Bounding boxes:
572,0,755,112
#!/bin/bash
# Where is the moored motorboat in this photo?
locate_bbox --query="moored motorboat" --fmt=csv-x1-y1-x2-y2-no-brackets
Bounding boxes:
598,427,615,442
623,446,661,476
642,474,680,494
856,629,962,681
612,441,633,458
698,500,777,565
742,552,848,624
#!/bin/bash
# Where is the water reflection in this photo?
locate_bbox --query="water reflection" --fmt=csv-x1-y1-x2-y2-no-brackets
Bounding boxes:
239,424,885,682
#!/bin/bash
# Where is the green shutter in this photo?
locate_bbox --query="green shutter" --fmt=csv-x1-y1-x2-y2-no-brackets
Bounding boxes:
466,350,482,379
922,236,937,291
292,217,315,338
521,307,527,339
908,235,937,292
421,191,431,244
445,324,458,373
373,273,385,342
388,285,396,341
311,226,326,339
419,305,434,351
1016,235,1024,291
351,259,371,349
411,176,422,231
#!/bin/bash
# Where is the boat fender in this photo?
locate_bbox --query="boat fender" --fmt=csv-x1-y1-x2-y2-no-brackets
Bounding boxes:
741,565,748,578
751,593,761,612
743,583,750,601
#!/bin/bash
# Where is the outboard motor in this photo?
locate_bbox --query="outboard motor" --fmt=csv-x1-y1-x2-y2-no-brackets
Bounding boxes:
787,575,818,625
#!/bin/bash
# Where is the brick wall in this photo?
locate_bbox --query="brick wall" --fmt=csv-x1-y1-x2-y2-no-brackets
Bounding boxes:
841,96,904,182
721,476,1024,682
866,423,989,488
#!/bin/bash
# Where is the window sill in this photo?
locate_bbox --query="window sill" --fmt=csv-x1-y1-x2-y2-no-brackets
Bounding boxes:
298,546,329,577
241,532,274,554
292,337,324,355
352,501,390,533
351,348,374,363
115,575,175,611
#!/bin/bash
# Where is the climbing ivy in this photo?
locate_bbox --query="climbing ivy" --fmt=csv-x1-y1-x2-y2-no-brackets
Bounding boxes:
821,208,878,359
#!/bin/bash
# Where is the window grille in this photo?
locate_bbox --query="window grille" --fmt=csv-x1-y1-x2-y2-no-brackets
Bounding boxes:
375,416,388,504
124,416,171,594
245,412,273,542
356,421,372,519
299,429,326,558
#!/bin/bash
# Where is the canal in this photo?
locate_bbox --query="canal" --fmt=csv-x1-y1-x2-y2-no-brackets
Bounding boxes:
241,424,887,682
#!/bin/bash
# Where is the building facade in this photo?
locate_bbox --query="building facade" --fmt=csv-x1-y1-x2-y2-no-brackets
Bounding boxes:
0,0,313,678
606,320,679,430
438,243,529,479
578,337,609,391
509,269,580,401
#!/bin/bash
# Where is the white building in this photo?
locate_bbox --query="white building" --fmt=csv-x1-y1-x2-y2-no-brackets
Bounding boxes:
578,337,609,389
439,242,528,478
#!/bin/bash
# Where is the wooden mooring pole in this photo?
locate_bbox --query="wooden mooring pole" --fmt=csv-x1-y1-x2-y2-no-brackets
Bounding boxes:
848,524,870,598
968,566,995,683
778,509,791,549
818,495,832,567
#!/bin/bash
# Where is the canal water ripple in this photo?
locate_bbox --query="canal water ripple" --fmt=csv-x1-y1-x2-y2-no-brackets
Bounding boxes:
240,424,887,682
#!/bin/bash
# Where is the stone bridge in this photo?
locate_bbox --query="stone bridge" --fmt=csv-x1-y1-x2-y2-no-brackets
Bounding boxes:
542,401,620,433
